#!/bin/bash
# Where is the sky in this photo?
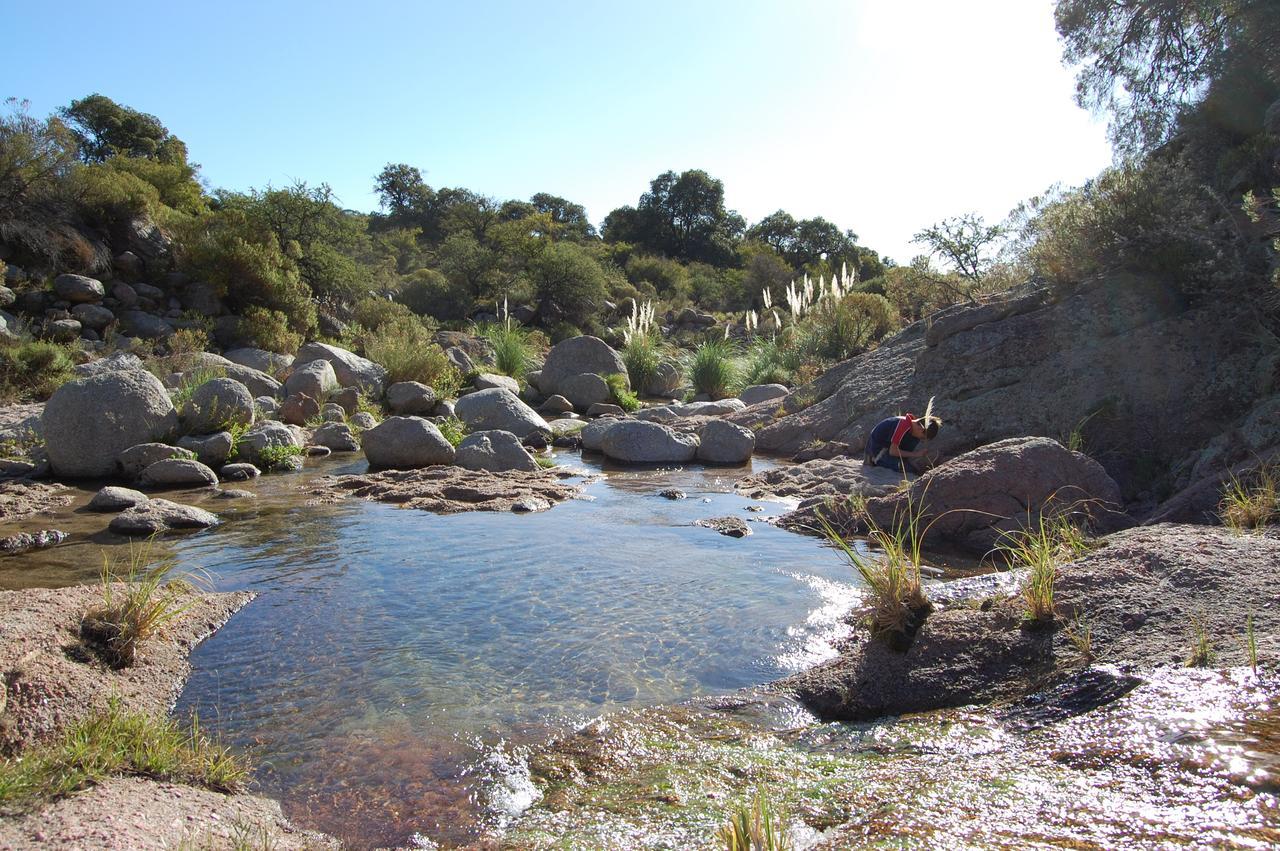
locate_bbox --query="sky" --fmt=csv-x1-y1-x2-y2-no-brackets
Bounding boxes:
3,0,1113,264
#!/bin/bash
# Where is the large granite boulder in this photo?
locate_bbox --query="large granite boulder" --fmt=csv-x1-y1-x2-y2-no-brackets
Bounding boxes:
118,443,195,481
538,336,627,396
52,274,104,304
176,432,234,468
43,371,178,478
362,416,455,469
697,420,756,465
600,420,699,464
739,384,789,407
223,347,293,378
312,422,360,452
182,378,254,434
284,359,338,400
453,388,549,439
454,429,539,472
294,342,387,396
138,458,219,489
387,381,437,415
559,372,612,411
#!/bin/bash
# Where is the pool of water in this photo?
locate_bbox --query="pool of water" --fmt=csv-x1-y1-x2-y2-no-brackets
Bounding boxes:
136,452,865,847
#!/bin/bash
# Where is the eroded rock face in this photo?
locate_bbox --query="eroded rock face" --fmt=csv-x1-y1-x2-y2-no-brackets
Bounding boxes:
600,420,699,464
43,371,179,478
539,336,627,396
362,416,455,469
455,430,539,472
454,388,549,438
295,342,387,396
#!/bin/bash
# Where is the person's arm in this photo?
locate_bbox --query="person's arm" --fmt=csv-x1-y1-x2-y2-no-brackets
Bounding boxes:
888,443,925,459
887,417,923,458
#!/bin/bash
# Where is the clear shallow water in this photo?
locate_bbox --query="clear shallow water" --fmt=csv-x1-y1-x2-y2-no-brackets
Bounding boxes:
161,452,861,847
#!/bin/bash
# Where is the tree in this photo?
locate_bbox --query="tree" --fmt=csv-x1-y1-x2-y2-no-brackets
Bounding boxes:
528,241,608,326
375,163,434,217
1055,0,1280,154
0,98,77,211
529,192,595,240
912,213,1004,284
604,169,743,264
60,94,189,165
746,210,798,256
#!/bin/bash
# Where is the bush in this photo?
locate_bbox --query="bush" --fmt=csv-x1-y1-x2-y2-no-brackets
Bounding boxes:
238,307,302,354
399,267,472,320
363,318,462,398
67,162,160,225
0,339,76,402
476,321,532,378
436,415,467,447
742,337,792,387
801,292,898,363
604,373,640,412
687,338,739,399
622,333,661,395
550,321,582,343
625,254,688,296
353,295,417,332
530,242,608,327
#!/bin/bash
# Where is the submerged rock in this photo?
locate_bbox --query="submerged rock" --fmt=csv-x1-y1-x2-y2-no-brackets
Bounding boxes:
696,516,752,538
0,529,68,555
307,466,579,514
109,498,219,535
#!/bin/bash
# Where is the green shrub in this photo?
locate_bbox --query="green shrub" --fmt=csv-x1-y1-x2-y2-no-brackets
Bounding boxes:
0,339,77,402
529,242,608,327
238,307,302,354
436,415,467,447
802,292,898,364
604,373,640,412
362,319,462,398
476,321,531,378
256,443,303,471
550,322,582,343
622,333,661,395
742,337,792,387
353,295,417,332
399,268,472,320
625,254,688,296
688,338,739,400
67,161,161,224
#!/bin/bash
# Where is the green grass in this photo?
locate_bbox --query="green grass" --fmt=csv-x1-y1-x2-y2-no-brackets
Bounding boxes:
622,333,662,396
741,337,791,387
1064,612,1095,663
688,338,739,400
604,372,640,412
1186,615,1216,667
0,427,45,462
81,541,200,669
818,492,933,646
718,792,792,851
255,443,304,471
363,321,463,399
535,454,556,470
0,696,249,815
476,321,532,379
436,415,468,447
995,512,1090,626
1219,463,1278,531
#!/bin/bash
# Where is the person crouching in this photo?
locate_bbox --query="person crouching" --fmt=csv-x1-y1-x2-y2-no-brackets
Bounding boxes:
864,411,941,475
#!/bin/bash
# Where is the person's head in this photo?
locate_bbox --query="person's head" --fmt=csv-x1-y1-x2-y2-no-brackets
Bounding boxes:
911,416,942,440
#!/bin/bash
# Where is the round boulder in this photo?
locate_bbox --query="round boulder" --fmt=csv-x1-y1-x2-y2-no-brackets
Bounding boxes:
539,336,627,396
138,458,219,489
43,371,178,478
739,384,789,407
294,342,388,396
387,381,437,416
118,443,195,480
453,388,549,439
644,361,683,397
71,303,115,331
312,422,360,452
600,420,699,464
278,393,321,426
53,274,105,304
362,416,455,469
176,432,234,468
284,359,338,400
473,373,520,394
697,420,756,465
183,378,254,434
559,372,613,411
454,429,539,472
88,486,149,512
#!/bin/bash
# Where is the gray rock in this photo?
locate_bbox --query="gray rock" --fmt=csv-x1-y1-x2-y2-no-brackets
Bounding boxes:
219,463,261,481
43,371,179,478
539,336,628,396
71,351,145,378
294,342,388,396
176,432,234,468
138,458,219,488
71,303,115,331
118,443,195,480
117,310,175,339
330,386,361,414
235,421,305,466
697,516,752,538
697,420,756,464
453,388,549,439
44,319,81,342
455,429,539,472
306,444,331,457
109,498,219,535
580,417,621,452
255,396,279,418
586,403,625,417
0,285,14,308
362,416,455,469
284,359,338,400
182,352,282,399
133,282,164,301
53,274,105,303
387,381,437,415
320,402,346,422
644,360,682,397
112,282,139,307
559,372,613,411
672,399,746,416
445,346,476,374
312,422,360,452
214,488,255,499
113,250,143,279
433,399,455,418
88,486,149,512
539,395,574,415
350,411,378,430
182,378,254,434
473,373,519,394
739,384,789,407
278,393,320,426
600,420,699,464
223,347,293,378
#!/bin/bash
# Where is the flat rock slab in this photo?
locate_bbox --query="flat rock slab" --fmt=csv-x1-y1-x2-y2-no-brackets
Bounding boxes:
737,457,908,501
0,584,254,753
108,499,220,535
696,516,752,538
305,466,582,514
0,480,71,521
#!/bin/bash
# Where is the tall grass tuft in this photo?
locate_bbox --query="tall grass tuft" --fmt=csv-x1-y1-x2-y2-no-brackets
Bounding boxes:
1218,463,1278,531
81,541,200,668
0,696,249,814
363,320,462,399
476,321,532,379
1186,615,1215,667
1064,612,1095,662
718,792,792,851
622,333,662,395
688,338,739,400
819,493,933,648
742,337,791,387
995,511,1089,626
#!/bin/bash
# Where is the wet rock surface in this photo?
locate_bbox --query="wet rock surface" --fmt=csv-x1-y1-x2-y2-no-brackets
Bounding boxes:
696,516,752,538
0,480,71,521
108,498,220,535
305,466,581,514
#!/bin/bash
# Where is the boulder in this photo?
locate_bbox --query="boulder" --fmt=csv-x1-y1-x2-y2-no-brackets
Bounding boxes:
176,432,234,468
52,274,104,304
539,395,574,415
71,303,115,331
44,319,81,342
109,498,219,535
453,388,549,439
320,402,346,422
294,342,387,396
278,393,320,426
138,458,219,489
182,378,254,434
445,346,476,375
387,381,437,415
580,417,620,452
697,420,756,465
312,422,360,452
672,399,745,416
117,310,174,340
132,282,164,301
255,396,279,418
454,429,540,472
284,359,338,400
586,403,625,418
600,420,699,464
433,400,455,418
43,371,179,478
223,347,293,378
71,351,145,378
118,443,195,481
559,372,613,411
539,336,627,396
235,421,305,466
112,282,139,307
180,353,282,399
473,373,520,394
350,412,378,430
219,463,260,481
362,416,455,469
330,386,361,415
87,486,149,512
739,384,789,407
644,360,682,397
0,285,14,308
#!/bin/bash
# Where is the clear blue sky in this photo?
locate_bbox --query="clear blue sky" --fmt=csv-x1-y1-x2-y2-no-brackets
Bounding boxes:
4,0,1112,264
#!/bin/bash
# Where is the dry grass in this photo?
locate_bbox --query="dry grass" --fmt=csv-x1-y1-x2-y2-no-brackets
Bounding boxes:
718,792,791,851
1219,463,1278,531
1063,612,1095,662
1186,615,1216,668
995,512,1090,626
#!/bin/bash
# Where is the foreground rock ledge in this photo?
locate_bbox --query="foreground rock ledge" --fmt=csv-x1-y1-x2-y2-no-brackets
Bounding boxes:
305,465,583,514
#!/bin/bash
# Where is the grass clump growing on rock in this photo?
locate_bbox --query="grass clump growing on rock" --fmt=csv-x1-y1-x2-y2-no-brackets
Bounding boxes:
688,338,738,400
1186,615,1216,668
436,415,467,447
996,512,1089,627
604,372,640,413
81,542,200,669
256,444,303,471
1064,612,1095,663
0,696,248,814
1218,463,1278,532
363,319,462,399
718,792,792,851
819,494,933,650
